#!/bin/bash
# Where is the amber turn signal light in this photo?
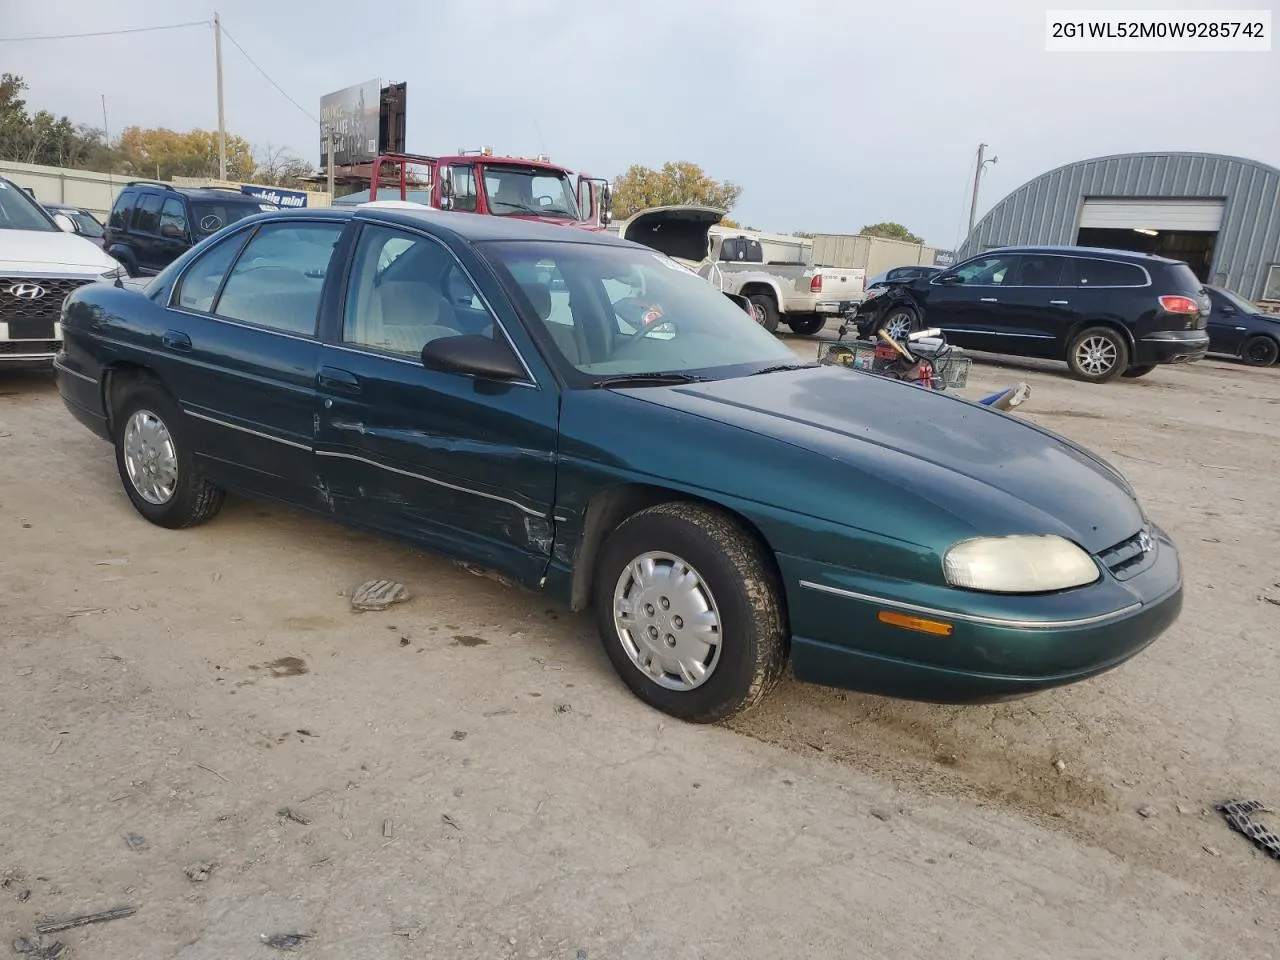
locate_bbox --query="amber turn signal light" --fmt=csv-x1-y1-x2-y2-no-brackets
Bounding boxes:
877,610,954,637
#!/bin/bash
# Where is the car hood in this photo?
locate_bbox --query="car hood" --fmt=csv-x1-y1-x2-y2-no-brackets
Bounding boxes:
620,366,1143,555
617,205,723,263
0,228,119,275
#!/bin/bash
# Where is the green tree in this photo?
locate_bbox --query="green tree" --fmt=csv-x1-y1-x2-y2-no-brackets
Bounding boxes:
859,222,923,244
792,230,816,239
0,73,110,168
115,126,256,181
611,161,742,220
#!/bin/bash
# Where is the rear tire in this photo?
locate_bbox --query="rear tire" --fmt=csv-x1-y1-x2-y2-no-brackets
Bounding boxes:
1067,327,1129,383
1122,364,1157,379
747,294,780,334
592,502,787,723
113,380,225,529
786,315,826,336
1241,335,1279,367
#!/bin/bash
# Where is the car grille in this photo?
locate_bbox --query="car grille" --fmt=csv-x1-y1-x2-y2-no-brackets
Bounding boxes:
0,340,60,356
0,276,93,337
1096,527,1157,582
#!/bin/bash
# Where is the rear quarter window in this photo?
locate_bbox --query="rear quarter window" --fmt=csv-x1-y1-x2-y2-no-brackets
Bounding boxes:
108,191,136,230
1073,258,1148,288
1165,262,1205,294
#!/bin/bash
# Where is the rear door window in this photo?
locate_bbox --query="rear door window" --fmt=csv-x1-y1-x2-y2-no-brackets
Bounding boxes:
1072,258,1148,288
1010,254,1069,286
159,198,188,239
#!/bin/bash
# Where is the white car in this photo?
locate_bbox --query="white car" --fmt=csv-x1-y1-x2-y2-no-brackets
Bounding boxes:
1,177,126,367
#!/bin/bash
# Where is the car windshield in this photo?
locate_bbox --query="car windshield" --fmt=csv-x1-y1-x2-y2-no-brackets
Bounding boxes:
68,210,104,238
483,240,797,384
190,200,272,238
1216,287,1261,314
483,166,581,219
0,180,56,232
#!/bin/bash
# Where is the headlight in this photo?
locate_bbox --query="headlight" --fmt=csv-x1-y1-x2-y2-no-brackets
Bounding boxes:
99,264,126,280
943,535,1099,593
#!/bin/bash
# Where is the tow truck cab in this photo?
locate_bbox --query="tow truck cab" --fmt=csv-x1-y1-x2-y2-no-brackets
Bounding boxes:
363,149,613,231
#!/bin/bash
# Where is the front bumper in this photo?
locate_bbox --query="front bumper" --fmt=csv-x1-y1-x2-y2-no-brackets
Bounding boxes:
780,525,1182,703
1133,331,1209,366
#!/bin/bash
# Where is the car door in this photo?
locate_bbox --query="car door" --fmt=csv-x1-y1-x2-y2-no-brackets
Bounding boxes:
982,253,1076,357
131,193,165,274
164,217,348,505
156,197,192,269
923,253,1018,348
313,222,559,587
1205,289,1249,356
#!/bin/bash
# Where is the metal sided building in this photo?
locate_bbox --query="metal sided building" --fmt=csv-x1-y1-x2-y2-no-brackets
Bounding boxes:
958,152,1280,305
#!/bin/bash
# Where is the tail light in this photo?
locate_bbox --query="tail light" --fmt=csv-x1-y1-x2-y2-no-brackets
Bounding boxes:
1159,295,1199,314
810,273,822,293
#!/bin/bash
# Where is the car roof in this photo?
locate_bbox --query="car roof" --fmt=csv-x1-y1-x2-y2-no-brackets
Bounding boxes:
122,183,262,203
981,244,1182,265
249,206,633,247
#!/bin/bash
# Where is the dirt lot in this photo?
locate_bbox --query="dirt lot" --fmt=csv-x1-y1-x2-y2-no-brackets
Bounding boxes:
2,343,1278,960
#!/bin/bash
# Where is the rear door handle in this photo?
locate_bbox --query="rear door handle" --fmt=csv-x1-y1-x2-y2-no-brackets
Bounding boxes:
318,365,361,395
1049,300,1070,305
161,330,191,351
979,297,999,303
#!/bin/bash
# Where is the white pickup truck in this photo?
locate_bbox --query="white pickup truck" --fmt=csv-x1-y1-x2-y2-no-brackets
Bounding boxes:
616,206,864,335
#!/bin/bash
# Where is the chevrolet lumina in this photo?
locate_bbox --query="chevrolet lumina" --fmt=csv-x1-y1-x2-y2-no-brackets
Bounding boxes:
54,207,1182,722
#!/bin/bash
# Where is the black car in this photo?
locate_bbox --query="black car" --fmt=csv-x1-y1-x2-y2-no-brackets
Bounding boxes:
42,202,105,239
103,181,274,277
853,246,1211,383
1204,285,1279,367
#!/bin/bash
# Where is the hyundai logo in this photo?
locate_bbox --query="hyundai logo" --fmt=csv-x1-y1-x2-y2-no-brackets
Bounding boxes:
6,282,47,301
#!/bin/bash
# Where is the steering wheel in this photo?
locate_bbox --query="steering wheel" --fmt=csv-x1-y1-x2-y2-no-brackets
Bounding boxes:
613,298,679,351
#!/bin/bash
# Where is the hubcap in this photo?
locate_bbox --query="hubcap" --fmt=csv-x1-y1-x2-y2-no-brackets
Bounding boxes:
123,409,178,505
1246,339,1275,363
612,551,722,691
884,313,912,341
1075,335,1117,376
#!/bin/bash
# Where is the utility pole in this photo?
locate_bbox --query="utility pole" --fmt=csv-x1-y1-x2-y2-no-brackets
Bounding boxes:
968,143,998,236
214,12,227,181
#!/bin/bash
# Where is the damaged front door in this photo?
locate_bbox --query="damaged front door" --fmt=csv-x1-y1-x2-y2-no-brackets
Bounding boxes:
314,223,558,587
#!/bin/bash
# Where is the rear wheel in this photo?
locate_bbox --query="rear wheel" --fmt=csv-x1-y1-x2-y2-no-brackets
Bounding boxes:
1241,335,1279,367
592,502,787,723
881,307,918,341
113,380,225,529
1067,327,1129,383
747,294,780,334
786,315,826,336
1122,364,1157,379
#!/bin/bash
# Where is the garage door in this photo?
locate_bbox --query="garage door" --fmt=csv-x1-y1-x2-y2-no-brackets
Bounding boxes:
1078,198,1225,232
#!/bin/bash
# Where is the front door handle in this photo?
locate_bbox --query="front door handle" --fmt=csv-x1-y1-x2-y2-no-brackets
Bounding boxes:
161,330,191,351
979,297,999,303
1049,300,1070,305
318,365,361,395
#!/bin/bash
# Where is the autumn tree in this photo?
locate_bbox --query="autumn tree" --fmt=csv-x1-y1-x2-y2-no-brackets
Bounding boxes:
115,126,256,181
859,222,923,244
611,161,742,220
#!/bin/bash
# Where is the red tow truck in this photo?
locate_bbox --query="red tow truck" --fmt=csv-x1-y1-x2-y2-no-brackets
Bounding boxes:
341,147,614,231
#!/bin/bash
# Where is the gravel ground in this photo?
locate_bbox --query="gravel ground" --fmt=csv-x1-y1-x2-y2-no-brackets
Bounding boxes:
1,341,1277,960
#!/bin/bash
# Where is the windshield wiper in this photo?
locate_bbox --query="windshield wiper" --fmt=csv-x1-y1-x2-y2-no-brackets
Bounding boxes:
749,362,819,376
592,372,709,389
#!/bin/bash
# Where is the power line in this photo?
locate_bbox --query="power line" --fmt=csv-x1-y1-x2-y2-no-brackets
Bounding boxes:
0,20,210,42
219,25,318,125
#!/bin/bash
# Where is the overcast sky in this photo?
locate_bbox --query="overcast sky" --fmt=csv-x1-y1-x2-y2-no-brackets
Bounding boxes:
3,0,1276,247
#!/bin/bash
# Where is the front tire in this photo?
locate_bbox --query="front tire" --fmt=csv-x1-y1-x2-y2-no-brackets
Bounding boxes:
113,380,225,529
1241,335,1279,367
1067,327,1129,383
747,294,780,334
880,306,918,342
592,502,787,723
786,315,826,336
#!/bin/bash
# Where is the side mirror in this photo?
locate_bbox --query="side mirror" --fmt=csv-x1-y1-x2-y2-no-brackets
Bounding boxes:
439,167,455,211
723,292,754,316
53,213,77,233
935,273,962,285
599,182,613,226
421,334,525,381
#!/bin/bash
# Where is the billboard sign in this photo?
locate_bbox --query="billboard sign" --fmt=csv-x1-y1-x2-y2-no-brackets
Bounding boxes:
240,184,308,208
320,79,381,167
933,248,957,267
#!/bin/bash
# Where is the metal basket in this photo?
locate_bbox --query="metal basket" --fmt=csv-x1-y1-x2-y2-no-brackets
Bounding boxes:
820,338,971,388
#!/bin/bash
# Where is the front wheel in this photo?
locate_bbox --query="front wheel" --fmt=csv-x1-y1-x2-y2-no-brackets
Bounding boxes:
1122,364,1157,379
747,294,780,334
592,503,787,723
1241,335,1280,367
1066,327,1129,383
786,315,826,336
880,307,918,342
113,380,225,528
